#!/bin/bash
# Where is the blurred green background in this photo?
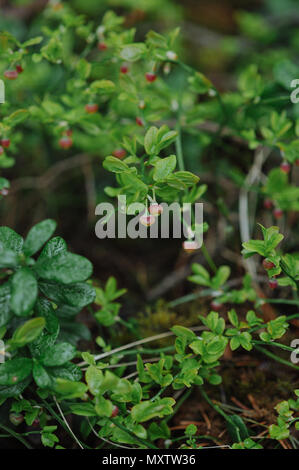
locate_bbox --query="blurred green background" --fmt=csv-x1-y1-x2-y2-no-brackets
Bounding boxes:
0,0,298,304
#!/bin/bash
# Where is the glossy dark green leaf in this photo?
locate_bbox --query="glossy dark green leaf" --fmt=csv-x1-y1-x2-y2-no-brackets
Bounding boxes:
0,227,23,253
41,342,76,367
0,358,32,386
10,317,46,348
0,283,12,327
39,281,96,308
36,252,93,284
23,219,57,256
10,268,38,316
32,361,52,388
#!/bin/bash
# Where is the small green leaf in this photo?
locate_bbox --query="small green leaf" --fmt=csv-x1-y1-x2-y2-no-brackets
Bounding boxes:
41,343,76,367
23,219,57,256
0,227,23,253
153,155,176,182
86,365,103,395
52,378,87,399
131,397,175,423
10,317,46,348
0,358,32,386
119,43,146,62
11,268,38,316
32,361,52,388
69,403,97,417
38,281,96,308
95,396,114,417
103,156,129,173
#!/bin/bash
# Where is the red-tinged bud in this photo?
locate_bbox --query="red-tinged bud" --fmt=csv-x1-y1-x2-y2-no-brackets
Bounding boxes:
4,70,18,80
16,64,24,74
140,214,155,227
0,146,4,156
85,103,98,114
59,136,73,149
138,100,146,110
112,148,126,159
145,72,157,83
111,406,119,418
149,203,163,216
65,129,73,137
295,159,299,167
210,301,222,311
98,42,107,51
32,418,40,427
9,413,24,426
0,188,9,196
273,208,283,219
136,117,144,127
280,161,291,174
120,65,128,74
263,258,275,270
1,138,10,148
269,278,278,289
183,240,200,252
263,198,273,210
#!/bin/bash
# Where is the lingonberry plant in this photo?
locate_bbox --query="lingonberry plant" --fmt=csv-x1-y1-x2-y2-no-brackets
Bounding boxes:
0,1,298,450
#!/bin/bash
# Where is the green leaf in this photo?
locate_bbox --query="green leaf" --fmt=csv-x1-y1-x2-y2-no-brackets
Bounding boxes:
0,227,23,253
188,72,212,94
39,281,96,308
153,155,176,182
52,378,87,399
0,377,31,399
48,363,82,382
228,309,239,328
36,252,93,284
171,171,199,186
227,415,250,442
10,268,38,316
76,58,91,79
95,396,113,417
103,156,129,173
185,423,197,436
171,325,196,340
188,263,211,287
212,266,231,289
22,36,43,47
32,361,51,388
0,358,32,386
119,43,147,62
90,80,115,92
39,237,67,259
41,343,76,367
23,219,57,256
131,397,175,423
10,317,46,348
230,336,240,351
0,283,12,327
144,126,158,155
269,423,289,440
86,365,103,395
69,403,97,417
